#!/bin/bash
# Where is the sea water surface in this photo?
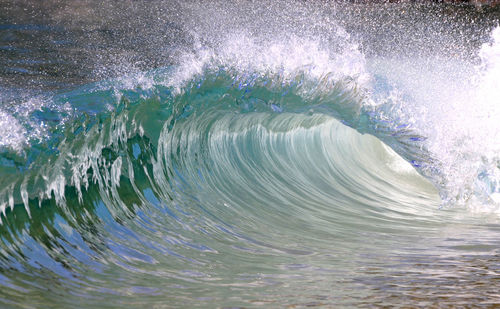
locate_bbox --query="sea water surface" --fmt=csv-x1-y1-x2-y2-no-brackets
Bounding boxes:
1,1,500,307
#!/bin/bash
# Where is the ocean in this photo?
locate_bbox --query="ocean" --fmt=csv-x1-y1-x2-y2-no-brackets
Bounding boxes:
0,1,500,307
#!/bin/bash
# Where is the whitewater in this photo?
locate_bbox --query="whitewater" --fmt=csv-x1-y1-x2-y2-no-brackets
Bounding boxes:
0,0,499,307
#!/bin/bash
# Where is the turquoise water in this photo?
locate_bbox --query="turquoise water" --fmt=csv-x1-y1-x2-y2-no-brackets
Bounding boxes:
1,1,500,307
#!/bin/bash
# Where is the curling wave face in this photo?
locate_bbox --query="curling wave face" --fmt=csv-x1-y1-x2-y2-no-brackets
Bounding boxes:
0,67,444,307
0,65,437,215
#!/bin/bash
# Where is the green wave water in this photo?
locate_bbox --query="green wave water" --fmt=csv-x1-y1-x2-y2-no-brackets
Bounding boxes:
1,1,500,307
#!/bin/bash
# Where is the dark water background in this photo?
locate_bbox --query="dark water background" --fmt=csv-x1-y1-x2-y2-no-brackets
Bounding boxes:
1,1,498,95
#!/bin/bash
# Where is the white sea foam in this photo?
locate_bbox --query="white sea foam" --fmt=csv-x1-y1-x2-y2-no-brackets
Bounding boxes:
0,109,27,151
170,34,368,93
369,26,500,207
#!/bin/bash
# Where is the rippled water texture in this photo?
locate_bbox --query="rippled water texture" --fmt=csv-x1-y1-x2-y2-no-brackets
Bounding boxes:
1,1,500,307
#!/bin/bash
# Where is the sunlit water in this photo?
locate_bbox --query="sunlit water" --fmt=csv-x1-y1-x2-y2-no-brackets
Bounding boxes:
1,1,500,307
